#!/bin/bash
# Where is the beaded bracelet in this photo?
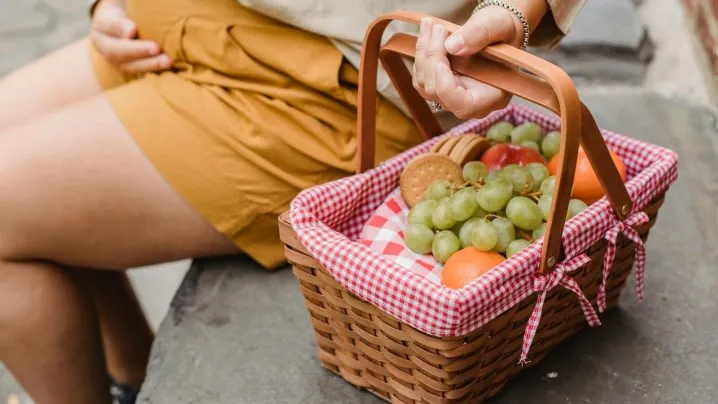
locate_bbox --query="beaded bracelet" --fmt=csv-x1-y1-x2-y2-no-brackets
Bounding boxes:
474,0,531,50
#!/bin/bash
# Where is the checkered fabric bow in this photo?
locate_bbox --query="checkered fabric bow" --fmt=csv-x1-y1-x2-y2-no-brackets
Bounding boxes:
519,253,601,364
597,212,650,312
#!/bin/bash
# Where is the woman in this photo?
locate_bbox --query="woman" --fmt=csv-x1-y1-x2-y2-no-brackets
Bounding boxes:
0,0,583,402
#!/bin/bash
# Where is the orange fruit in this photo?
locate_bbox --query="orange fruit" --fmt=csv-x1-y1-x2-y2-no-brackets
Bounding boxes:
441,248,506,289
547,147,626,204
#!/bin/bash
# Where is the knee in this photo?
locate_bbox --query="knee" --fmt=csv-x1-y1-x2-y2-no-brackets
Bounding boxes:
0,262,91,346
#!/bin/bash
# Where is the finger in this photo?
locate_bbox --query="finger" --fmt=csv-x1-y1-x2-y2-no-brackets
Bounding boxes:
434,63,475,119
413,18,432,89
445,6,518,56
459,76,512,118
119,54,173,75
91,33,162,64
93,5,136,39
424,24,449,98
412,78,434,102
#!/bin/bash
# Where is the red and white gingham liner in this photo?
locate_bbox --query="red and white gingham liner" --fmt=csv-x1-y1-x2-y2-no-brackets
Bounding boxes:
358,189,444,283
289,104,679,354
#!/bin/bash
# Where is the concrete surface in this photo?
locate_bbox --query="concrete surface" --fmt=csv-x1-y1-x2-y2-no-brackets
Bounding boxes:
640,0,714,105
0,0,90,77
531,0,654,85
562,0,649,50
138,91,718,403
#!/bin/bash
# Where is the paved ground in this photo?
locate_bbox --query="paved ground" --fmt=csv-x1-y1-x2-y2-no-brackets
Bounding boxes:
0,0,714,402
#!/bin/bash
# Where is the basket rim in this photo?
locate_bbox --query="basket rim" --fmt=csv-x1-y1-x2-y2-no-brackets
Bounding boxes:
289,104,679,337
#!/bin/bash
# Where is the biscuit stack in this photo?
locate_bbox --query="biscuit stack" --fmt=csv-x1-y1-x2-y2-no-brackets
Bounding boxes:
400,134,489,207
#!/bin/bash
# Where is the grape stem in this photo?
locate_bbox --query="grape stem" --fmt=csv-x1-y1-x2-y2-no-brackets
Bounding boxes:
517,230,533,241
526,191,543,201
456,181,485,191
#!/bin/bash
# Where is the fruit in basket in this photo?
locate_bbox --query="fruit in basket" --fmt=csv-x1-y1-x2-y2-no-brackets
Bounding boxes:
462,161,488,183
510,123,543,145
538,194,552,220
471,219,499,251
400,154,462,207
432,230,461,263
476,180,513,212
450,220,465,235
525,163,549,192
441,248,506,289
506,239,531,258
432,197,457,230
547,147,626,204
398,128,597,267
491,217,515,253
500,165,534,195
520,140,540,152
425,179,453,201
540,176,556,196
486,121,514,143
408,200,438,228
404,224,435,254
567,199,588,219
532,222,546,241
471,204,489,219
485,170,502,183
506,196,543,230
541,130,561,160
458,218,481,248
450,187,479,221
480,143,545,171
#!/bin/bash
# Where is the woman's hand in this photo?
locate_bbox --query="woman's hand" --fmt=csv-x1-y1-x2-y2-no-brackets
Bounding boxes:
413,5,529,120
90,0,171,74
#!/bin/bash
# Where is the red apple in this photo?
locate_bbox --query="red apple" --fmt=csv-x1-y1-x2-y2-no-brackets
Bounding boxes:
480,144,546,171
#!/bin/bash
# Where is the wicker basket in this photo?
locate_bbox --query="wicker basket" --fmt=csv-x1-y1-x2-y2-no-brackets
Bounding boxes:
279,12,676,404
279,197,663,403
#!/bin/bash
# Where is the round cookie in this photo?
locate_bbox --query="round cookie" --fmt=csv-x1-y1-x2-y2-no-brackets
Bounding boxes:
430,137,450,153
400,153,462,207
455,136,490,166
449,134,480,162
438,136,462,156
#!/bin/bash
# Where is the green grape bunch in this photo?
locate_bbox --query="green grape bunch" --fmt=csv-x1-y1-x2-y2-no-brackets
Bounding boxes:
401,120,592,266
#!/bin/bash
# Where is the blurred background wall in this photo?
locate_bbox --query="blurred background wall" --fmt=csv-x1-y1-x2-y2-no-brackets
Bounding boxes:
681,0,718,87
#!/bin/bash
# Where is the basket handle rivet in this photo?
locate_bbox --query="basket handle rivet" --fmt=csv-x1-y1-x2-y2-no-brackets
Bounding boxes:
621,204,630,216
547,257,556,268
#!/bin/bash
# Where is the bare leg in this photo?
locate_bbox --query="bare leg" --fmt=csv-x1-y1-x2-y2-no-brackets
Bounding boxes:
0,263,110,404
0,40,104,129
0,93,237,403
72,270,154,388
0,39,160,391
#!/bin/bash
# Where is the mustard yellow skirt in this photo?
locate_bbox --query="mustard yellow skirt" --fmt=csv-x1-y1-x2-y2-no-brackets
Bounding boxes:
90,0,421,269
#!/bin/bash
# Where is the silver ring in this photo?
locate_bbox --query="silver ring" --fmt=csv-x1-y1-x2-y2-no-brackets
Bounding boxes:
429,100,443,112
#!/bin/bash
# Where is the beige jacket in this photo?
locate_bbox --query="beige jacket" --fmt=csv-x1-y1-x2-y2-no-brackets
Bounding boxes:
91,0,585,109
237,0,585,110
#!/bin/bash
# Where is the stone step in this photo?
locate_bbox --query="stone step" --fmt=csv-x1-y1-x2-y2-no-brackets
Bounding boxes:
531,0,654,85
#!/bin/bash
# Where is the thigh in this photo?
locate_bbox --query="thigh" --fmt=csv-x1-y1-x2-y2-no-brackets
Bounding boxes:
0,92,237,270
0,39,124,130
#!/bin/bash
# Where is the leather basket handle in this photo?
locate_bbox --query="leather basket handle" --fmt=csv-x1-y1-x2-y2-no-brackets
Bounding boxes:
358,12,632,273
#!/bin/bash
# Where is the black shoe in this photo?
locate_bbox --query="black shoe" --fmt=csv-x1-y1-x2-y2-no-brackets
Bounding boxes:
110,380,139,404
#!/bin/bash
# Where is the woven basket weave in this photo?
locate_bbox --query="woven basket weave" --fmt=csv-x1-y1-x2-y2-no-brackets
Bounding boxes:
280,196,662,403
278,11,676,404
